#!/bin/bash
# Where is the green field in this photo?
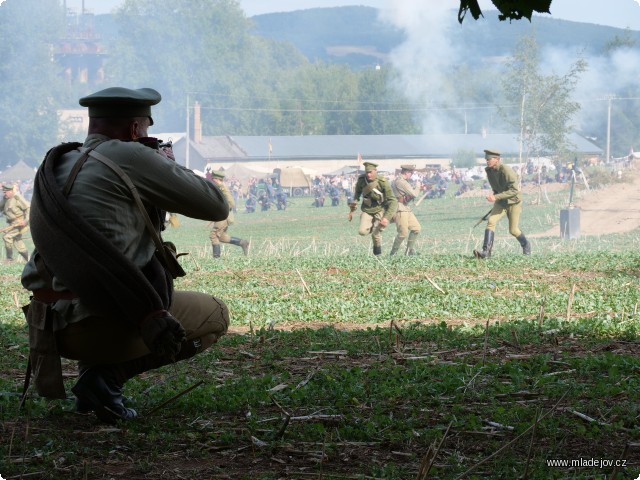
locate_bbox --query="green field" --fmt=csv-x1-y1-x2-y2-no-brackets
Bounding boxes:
1,178,640,479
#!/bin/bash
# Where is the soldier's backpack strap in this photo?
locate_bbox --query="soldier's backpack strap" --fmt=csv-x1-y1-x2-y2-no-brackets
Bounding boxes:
20,142,84,404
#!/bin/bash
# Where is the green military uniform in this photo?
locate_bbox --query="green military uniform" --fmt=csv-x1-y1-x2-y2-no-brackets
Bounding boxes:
390,165,422,255
474,149,531,258
21,87,231,423
209,170,249,257
1,184,30,262
353,162,398,255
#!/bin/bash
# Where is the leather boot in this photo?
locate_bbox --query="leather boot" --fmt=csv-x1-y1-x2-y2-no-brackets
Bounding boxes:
405,232,419,255
5,247,13,263
230,237,249,255
389,237,403,256
71,367,138,424
473,230,494,259
75,338,203,421
517,233,531,255
19,250,29,262
373,245,382,256
212,244,221,258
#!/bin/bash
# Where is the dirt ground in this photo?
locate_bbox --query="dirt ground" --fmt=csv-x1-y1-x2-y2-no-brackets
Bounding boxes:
533,168,640,237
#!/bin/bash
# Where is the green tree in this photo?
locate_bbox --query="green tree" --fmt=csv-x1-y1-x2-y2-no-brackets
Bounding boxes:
451,148,478,168
603,28,637,54
105,0,420,137
499,35,586,161
0,0,68,168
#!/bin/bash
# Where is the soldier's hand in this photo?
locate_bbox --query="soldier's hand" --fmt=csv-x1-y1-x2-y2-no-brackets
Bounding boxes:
160,145,175,161
348,201,358,212
140,310,186,359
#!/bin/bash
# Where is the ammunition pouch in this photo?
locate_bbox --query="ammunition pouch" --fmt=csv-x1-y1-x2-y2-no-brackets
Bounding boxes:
24,301,66,399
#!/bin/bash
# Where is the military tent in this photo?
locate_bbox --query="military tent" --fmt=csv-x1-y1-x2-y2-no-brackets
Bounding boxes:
276,167,312,196
0,160,36,182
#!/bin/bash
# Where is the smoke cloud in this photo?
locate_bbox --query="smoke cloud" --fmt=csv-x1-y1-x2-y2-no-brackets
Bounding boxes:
379,1,640,153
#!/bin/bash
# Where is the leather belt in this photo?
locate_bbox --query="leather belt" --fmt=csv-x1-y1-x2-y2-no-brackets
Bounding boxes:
32,288,77,303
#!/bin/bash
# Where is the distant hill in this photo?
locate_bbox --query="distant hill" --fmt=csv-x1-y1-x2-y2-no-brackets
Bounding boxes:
250,6,405,68
250,6,640,68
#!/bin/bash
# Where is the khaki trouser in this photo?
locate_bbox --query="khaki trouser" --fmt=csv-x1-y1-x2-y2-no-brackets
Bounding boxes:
3,224,29,255
357,210,386,247
486,201,523,237
55,291,229,365
209,219,231,245
393,211,421,247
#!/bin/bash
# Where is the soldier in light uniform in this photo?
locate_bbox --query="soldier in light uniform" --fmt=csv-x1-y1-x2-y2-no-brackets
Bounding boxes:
390,164,422,255
208,170,249,257
349,161,398,256
474,149,531,258
1,183,30,262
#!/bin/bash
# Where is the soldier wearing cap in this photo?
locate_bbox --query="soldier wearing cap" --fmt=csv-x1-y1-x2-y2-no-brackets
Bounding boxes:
208,169,249,257
390,164,423,255
349,161,398,255
21,87,230,424
474,149,531,259
1,183,30,263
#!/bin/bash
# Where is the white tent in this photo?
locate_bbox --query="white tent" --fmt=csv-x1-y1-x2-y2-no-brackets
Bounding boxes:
0,160,36,182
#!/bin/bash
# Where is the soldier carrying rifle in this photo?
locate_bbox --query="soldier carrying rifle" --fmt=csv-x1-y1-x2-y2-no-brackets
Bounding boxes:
473,149,532,259
390,164,422,256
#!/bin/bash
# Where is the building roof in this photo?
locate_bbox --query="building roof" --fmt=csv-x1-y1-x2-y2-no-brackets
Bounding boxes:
189,133,603,161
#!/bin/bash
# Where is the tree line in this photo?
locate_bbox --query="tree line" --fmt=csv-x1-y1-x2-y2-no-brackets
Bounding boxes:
0,0,637,169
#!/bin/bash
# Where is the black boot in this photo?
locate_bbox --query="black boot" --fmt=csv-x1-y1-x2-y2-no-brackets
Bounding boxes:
517,233,531,255
230,237,250,255
473,230,494,259
19,250,29,262
373,245,382,256
71,368,138,424
405,232,419,255
75,338,204,422
212,244,221,258
389,237,403,256
5,247,13,263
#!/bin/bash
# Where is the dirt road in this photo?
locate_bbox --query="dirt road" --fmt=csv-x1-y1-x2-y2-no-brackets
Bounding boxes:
534,169,640,237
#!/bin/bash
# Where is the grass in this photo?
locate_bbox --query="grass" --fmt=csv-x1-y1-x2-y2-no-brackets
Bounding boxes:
1,176,640,479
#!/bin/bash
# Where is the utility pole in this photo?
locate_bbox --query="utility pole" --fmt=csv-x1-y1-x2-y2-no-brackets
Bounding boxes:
185,93,190,170
606,94,614,164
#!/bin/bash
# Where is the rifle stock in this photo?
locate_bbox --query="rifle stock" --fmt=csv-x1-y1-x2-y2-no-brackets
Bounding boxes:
473,208,493,228
413,189,430,207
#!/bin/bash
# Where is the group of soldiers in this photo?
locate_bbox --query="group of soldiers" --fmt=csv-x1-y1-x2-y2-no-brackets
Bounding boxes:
349,150,532,257
2,148,532,264
164,147,534,260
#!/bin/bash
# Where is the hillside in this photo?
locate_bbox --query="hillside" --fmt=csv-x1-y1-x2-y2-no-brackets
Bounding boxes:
250,6,640,68
90,6,640,70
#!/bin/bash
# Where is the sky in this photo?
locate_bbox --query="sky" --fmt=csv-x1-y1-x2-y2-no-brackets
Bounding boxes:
51,0,640,30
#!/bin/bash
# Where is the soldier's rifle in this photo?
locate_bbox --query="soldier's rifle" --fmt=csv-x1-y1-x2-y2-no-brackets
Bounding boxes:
0,224,20,234
473,208,493,228
413,189,431,207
